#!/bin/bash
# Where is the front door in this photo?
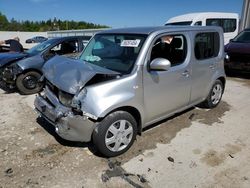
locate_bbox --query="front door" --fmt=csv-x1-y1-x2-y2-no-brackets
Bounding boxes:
143,33,191,124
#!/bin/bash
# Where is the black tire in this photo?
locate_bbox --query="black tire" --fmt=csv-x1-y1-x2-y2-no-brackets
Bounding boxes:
93,111,137,157
16,71,44,95
202,80,224,109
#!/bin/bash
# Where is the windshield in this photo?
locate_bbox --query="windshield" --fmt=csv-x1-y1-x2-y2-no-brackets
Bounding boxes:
165,21,192,26
79,34,146,74
232,31,250,43
26,39,56,55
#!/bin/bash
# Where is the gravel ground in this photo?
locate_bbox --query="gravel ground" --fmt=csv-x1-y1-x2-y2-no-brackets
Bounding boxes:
0,76,250,188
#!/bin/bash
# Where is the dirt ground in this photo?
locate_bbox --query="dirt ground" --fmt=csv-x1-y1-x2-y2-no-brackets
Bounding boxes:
0,75,250,188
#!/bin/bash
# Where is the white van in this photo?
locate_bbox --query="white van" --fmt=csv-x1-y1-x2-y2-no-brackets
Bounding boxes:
165,12,239,44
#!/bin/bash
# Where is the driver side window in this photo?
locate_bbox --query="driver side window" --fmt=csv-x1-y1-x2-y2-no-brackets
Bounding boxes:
50,40,78,55
150,34,187,67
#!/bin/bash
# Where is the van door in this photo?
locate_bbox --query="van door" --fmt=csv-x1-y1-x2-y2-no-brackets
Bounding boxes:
143,33,191,124
190,32,220,104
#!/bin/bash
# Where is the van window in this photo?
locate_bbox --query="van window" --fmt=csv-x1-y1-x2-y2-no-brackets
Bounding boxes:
165,21,192,26
194,21,202,26
151,34,187,66
195,32,219,60
206,19,237,33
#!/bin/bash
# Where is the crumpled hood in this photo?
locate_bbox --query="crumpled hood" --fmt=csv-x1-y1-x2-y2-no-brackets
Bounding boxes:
0,52,28,67
43,55,120,94
225,42,250,54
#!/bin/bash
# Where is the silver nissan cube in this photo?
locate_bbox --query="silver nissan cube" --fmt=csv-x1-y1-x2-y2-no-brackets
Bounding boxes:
35,26,226,157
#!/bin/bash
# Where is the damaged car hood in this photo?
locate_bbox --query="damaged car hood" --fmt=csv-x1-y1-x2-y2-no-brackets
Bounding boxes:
43,55,120,94
0,52,28,67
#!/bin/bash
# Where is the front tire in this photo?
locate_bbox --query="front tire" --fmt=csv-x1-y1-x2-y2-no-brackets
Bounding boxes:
16,71,44,95
203,80,224,108
93,111,137,157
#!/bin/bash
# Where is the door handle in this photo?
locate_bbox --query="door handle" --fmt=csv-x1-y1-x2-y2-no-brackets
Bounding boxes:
209,64,215,69
182,70,189,77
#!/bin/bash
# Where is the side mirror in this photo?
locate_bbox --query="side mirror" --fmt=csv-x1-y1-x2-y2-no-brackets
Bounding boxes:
150,58,171,71
229,39,233,42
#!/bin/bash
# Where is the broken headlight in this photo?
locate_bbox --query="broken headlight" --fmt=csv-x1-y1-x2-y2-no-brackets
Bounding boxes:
58,90,74,108
71,88,87,111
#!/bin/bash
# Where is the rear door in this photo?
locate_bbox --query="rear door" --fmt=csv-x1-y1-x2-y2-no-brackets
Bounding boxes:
190,31,220,104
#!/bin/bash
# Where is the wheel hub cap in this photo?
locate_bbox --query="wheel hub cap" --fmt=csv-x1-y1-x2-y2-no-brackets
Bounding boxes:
105,120,133,152
23,76,37,89
211,84,222,105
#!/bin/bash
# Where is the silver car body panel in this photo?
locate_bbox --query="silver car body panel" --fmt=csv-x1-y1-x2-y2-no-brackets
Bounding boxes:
80,67,144,119
35,26,226,142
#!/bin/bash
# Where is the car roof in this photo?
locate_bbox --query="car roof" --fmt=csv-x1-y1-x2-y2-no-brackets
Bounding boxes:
98,26,223,35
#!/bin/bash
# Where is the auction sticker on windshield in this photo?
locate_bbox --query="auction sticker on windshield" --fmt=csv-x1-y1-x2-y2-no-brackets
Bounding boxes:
121,39,140,47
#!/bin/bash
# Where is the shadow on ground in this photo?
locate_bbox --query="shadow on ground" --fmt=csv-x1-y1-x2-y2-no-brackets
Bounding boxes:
36,100,231,161
36,117,97,154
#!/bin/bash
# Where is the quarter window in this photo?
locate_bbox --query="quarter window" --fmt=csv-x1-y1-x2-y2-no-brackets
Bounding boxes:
206,19,237,33
195,32,220,60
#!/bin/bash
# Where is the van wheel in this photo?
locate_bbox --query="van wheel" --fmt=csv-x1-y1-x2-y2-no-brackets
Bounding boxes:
203,80,223,108
93,111,137,157
16,71,44,95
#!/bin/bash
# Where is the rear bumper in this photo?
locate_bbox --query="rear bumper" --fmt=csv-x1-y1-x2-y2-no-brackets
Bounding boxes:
34,88,95,142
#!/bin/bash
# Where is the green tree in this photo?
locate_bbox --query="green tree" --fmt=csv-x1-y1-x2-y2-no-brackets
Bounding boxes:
0,12,9,30
0,12,109,31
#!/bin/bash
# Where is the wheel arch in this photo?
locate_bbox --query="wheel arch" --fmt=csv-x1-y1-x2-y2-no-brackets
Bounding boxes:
98,106,142,135
217,76,226,92
18,68,43,76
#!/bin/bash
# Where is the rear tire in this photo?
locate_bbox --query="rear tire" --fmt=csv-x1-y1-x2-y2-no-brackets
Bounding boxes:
202,80,224,108
16,71,44,95
93,111,137,157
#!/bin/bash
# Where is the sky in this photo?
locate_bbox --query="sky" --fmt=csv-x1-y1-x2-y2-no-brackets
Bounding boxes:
0,0,243,28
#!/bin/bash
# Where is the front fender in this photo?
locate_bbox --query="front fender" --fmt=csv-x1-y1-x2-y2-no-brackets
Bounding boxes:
16,55,44,71
80,71,144,120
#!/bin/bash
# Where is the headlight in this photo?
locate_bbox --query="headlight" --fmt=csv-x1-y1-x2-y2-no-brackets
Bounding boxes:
9,63,23,75
58,90,73,107
71,88,87,110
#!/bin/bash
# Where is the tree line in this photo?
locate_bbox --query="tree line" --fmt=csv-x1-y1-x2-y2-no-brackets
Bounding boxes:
0,12,109,31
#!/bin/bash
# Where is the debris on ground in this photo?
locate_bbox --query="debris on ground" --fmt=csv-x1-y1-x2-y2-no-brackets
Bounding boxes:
4,168,13,177
102,159,149,188
229,154,234,158
167,156,174,163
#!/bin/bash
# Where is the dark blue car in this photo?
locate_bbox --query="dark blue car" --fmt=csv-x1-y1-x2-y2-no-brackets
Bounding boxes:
224,28,250,72
0,36,91,94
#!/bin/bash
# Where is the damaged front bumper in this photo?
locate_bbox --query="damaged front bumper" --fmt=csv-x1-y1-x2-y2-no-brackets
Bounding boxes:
34,86,95,142
1,64,23,86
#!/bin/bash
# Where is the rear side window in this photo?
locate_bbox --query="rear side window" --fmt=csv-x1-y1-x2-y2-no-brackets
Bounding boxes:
195,32,220,60
206,19,237,33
